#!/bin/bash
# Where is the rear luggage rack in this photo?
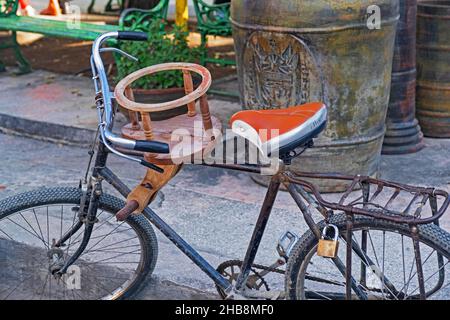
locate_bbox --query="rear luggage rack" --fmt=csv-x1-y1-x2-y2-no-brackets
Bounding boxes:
284,172,450,225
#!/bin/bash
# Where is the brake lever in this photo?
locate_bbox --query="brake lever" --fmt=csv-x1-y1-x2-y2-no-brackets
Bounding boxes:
99,47,139,62
141,160,164,173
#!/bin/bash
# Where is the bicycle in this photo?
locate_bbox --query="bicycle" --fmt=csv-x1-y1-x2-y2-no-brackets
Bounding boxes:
1,31,450,300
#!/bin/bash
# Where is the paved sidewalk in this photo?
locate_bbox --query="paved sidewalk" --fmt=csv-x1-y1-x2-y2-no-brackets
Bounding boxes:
2,132,450,298
1,69,450,298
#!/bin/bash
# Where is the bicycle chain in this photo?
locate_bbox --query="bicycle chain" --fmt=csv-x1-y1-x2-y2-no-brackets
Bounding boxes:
250,266,269,292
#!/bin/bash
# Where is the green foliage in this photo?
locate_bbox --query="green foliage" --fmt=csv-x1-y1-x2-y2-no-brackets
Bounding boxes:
117,20,204,89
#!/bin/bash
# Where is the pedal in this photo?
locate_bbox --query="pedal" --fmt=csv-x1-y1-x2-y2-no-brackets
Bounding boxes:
276,231,299,261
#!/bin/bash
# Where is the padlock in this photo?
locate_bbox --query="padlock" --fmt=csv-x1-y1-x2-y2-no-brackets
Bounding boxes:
317,224,339,258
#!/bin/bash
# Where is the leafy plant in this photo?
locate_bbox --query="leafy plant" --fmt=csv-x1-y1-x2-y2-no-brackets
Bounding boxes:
117,20,204,89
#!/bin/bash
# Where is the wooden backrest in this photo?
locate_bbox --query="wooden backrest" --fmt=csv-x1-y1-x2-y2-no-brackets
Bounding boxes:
116,62,222,165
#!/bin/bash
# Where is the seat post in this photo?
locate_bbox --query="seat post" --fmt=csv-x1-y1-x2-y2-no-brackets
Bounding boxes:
280,139,314,165
234,176,281,292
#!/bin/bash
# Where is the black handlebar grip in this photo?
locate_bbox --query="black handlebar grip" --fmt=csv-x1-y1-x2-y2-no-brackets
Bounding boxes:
134,140,170,154
117,31,148,41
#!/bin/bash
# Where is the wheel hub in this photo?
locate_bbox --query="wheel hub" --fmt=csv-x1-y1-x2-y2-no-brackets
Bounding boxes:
47,240,65,275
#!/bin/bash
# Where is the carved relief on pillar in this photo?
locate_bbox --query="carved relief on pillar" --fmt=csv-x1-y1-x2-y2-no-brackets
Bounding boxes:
241,32,323,110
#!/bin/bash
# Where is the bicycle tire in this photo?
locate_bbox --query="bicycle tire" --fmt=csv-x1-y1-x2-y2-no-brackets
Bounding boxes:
0,187,158,300
285,214,450,300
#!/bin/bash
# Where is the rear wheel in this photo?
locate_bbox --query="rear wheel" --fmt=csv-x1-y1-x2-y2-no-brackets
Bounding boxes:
286,214,450,300
0,187,158,300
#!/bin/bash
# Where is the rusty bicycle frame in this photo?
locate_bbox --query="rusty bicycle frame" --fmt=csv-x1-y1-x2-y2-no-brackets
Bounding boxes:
57,138,450,300
53,31,450,300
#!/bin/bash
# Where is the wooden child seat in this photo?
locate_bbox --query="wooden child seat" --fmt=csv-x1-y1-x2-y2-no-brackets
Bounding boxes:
115,62,222,165
114,63,222,215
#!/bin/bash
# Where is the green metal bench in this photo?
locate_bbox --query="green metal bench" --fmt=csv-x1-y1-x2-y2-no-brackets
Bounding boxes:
88,0,122,14
119,0,169,32
0,0,118,73
192,0,235,67
0,0,169,74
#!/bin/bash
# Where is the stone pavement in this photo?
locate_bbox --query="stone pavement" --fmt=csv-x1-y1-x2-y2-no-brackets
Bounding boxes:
2,132,450,299
1,69,450,299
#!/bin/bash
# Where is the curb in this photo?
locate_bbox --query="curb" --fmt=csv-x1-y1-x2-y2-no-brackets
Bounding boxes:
0,113,96,146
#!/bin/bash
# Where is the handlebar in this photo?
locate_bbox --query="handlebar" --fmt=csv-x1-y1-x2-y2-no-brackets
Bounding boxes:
90,31,169,170
117,31,148,41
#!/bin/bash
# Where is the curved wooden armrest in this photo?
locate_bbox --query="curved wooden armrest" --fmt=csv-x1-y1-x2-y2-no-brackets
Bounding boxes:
117,62,217,161
115,62,212,113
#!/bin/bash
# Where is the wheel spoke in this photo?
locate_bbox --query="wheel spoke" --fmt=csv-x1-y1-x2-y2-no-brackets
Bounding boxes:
0,228,13,240
407,260,449,297
32,209,47,249
39,273,50,300
381,231,386,299
19,212,49,249
83,222,127,253
2,274,36,300
350,232,399,299
401,235,406,293
46,207,50,250
0,198,149,300
5,216,47,247
82,236,139,256
304,288,333,300
60,205,64,240
396,248,436,299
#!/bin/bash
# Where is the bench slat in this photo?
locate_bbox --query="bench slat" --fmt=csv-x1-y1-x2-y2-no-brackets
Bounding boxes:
0,16,119,41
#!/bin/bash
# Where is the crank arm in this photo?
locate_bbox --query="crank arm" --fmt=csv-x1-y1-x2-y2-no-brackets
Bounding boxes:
253,260,285,278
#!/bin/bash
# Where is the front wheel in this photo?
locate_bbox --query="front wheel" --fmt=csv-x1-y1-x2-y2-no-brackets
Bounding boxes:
0,187,158,300
286,214,450,300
